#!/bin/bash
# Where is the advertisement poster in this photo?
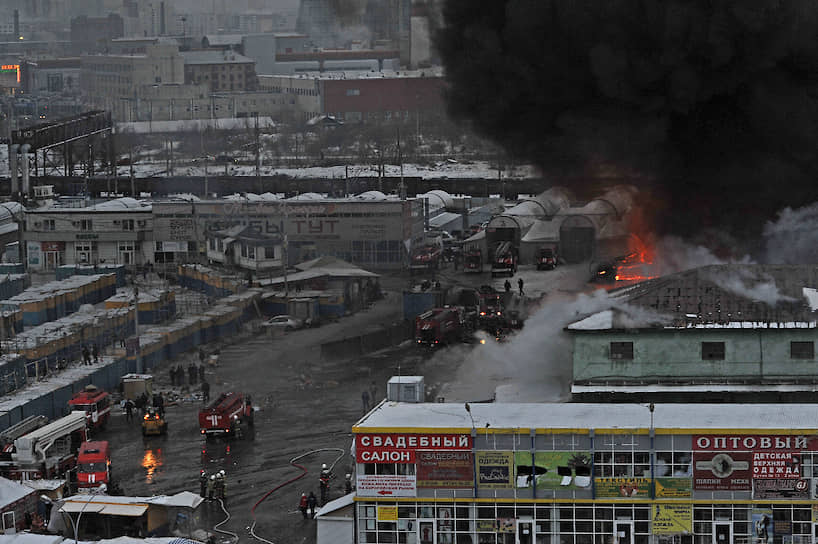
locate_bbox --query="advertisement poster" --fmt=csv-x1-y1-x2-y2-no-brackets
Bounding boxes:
476,451,513,488
416,451,473,488
655,478,692,498
514,451,592,490
693,451,752,490
357,474,417,497
377,506,398,521
595,477,651,498
497,519,515,533
754,479,809,499
752,452,801,479
652,504,693,534
476,520,497,532
752,508,774,544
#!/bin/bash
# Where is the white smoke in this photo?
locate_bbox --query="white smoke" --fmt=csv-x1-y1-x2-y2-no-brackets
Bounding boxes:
701,268,794,306
435,289,672,403
762,203,818,264
652,235,752,275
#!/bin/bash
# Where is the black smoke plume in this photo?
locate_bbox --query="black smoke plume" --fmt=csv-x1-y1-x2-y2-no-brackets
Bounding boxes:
436,0,818,244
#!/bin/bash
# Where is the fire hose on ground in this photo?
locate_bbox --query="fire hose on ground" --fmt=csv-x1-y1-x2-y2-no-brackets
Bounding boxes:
248,447,346,544
213,498,239,543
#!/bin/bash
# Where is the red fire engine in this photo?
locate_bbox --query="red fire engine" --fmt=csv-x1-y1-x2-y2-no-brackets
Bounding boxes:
409,245,443,274
414,307,475,346
464,248,483,273
491,241,517,277
198,392,254,439
68,385,112,430
77,440,111,489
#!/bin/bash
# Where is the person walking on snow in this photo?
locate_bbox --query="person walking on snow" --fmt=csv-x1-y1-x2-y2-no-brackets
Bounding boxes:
518,277,524,296
82,345,91,366
361,389,370,413
92,343,99,363
504,279,511,293
299,493,308,519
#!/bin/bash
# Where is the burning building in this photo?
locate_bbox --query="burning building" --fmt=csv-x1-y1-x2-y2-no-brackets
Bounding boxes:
569,264,818,403
465,186,639,267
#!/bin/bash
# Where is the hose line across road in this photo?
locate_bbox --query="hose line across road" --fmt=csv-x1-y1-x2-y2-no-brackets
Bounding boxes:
248,448,345,544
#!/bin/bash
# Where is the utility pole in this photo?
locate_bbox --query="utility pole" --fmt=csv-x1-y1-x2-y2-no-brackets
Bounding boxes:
134,285,142,373
129,145,135,197
254,114,261,193
397,127,405,200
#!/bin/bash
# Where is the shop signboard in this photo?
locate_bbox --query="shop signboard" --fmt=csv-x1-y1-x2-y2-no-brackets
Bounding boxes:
753,478,809,499
652,504,693,535
355,433,471,463
655,477,692,498
694,434,818,452
477,451,513,489
416,451,473,488
356,474,417,498
692,451,752,491
377,506,398,521
752,451,801,479
752,507,774,544
594,477,651,499
514,451,592,490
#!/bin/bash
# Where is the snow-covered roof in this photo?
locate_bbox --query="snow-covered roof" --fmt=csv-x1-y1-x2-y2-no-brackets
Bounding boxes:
0,477,34,508
355,402,818,432
428,212,460,229
315,491,354,518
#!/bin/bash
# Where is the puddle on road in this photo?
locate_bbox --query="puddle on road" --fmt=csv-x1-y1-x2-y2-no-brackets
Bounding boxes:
141,448,164,483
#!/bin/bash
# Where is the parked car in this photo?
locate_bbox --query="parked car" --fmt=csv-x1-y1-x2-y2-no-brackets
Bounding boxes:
262,315,304,331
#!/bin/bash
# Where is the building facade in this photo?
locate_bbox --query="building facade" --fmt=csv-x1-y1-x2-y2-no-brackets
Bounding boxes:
152,197,424,270
23,198,153,271
181,50,258,92
351,401,818,544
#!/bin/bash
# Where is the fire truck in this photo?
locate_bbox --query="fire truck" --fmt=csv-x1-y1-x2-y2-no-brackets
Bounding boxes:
491,241,517,277
409,244,443,275
463,248,483,273
536,246,558,270
76,440,111,490
0,415,49,455
68,385,112,431
198,392,254,440
0,411,87,480
415,307,475,346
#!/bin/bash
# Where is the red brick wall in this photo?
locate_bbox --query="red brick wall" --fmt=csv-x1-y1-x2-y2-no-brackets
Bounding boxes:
322,77,446,118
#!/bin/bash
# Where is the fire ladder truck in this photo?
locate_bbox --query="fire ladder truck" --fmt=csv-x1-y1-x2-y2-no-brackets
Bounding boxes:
1,411,87,480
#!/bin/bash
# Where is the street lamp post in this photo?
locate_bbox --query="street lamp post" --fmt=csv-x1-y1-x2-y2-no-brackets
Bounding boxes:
42,483,107,543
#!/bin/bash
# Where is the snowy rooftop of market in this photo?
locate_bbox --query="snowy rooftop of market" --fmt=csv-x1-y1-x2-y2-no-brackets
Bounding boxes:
355,401,818,432
0,356,116,413
1,275,113,305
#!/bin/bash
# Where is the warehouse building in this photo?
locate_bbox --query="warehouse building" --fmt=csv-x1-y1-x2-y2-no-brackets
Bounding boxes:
348,401,818,544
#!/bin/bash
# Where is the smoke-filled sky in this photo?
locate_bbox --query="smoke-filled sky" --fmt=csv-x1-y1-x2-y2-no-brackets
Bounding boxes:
436,0,818,241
